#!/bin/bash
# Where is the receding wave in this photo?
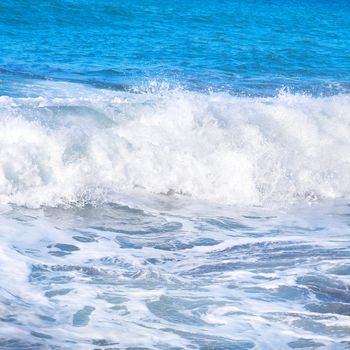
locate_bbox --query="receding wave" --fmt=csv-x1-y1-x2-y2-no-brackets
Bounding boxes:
0,83,349,207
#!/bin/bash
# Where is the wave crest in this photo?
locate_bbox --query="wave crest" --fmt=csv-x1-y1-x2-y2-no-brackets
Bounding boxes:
0,86,349,207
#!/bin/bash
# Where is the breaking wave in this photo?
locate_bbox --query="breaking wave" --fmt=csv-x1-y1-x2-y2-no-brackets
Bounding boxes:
0,82,349,207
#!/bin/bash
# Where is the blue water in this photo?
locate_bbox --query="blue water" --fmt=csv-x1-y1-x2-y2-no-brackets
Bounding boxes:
1,1,350,349
1,0,350,95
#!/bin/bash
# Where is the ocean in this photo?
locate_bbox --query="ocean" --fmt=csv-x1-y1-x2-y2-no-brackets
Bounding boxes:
0,0,350,349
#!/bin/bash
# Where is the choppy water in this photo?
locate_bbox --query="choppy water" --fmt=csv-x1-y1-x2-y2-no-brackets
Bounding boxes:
1,200,350,349
1,0,350,349
1,0,350,95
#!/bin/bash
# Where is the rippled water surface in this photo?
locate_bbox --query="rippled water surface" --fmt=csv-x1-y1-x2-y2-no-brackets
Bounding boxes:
1,199,350,349
1,0,350,94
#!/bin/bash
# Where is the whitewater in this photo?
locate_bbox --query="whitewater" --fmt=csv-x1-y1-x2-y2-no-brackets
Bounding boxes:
1,82,349,208
1,0,350,348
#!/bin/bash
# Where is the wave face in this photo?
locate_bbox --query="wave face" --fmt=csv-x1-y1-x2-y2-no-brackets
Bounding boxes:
0,83,349,207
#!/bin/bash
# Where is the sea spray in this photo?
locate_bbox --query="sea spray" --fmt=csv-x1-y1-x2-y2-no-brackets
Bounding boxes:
0,84,349,207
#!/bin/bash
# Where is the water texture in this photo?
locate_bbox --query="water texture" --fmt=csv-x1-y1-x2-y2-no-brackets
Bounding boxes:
1,0,350,94
0,0,350,349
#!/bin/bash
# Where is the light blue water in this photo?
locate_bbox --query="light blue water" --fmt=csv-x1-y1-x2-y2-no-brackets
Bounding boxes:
0,1,350,349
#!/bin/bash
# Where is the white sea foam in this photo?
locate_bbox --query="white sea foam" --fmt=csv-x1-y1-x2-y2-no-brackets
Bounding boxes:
0,82,349,207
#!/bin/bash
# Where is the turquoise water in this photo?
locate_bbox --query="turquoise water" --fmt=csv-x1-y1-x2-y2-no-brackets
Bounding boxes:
1,1,350,349
1,0,350,95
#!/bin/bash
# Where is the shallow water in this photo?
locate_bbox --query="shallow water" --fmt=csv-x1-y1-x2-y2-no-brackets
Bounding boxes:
0,199,350,349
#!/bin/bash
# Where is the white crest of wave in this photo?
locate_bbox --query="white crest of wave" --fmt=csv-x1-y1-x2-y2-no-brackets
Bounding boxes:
0,86,349,207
